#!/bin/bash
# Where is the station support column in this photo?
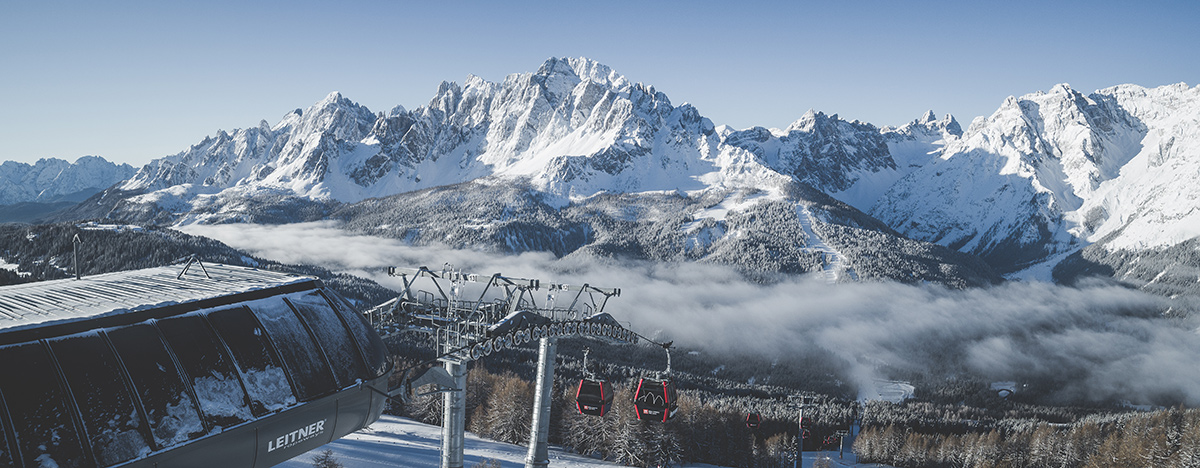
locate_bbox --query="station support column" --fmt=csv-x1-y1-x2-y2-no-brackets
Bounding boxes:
442,360,466,468
525,336,558,468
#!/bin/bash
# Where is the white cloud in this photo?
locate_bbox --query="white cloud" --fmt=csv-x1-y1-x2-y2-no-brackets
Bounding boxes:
179,221,1200,405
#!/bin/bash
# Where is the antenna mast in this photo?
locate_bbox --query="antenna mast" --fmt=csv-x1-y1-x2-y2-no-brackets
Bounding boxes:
72,234,82,280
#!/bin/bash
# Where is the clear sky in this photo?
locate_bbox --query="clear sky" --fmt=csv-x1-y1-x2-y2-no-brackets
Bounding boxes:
2,0,1197,167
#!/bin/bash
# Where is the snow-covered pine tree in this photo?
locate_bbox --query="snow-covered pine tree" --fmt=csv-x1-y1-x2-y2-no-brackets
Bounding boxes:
482,373,534,445
311,450,344,468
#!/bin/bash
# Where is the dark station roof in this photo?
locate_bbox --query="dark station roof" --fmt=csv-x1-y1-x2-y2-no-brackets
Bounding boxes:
0,264,317,339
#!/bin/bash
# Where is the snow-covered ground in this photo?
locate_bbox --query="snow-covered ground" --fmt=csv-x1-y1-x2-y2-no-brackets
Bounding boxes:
0,258,29,277
276,415,623,468
77,221,145,232
279,415,887,468
858,380,915,404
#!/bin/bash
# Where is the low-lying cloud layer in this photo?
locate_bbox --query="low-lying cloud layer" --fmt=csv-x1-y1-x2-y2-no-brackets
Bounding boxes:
180,222,1200,405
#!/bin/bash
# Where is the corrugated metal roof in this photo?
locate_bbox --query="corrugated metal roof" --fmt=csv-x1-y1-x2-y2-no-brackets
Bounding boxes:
0,264,315,333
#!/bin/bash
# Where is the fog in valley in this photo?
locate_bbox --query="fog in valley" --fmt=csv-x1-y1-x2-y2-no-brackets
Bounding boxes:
181,221,1200,406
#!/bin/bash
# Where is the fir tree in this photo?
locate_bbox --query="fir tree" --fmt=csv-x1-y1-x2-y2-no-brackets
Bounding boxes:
311,450,344,468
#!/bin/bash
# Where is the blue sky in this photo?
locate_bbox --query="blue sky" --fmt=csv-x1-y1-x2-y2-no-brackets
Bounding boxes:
2,0,1197,166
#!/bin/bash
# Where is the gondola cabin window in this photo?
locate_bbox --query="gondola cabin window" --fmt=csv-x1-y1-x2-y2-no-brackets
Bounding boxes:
0,342,91,468
249,298,338,401
325,291,390,377
50,332,153,466
0,396,12,467
156,315,254,429
285,292,369,388
107,323,205,448
208,306,298,415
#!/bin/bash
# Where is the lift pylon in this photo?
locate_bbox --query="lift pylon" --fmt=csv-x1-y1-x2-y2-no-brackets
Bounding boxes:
370,265,631,468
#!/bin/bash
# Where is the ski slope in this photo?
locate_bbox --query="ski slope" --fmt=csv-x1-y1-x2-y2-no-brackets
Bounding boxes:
279,415,887,468
796,205,859,284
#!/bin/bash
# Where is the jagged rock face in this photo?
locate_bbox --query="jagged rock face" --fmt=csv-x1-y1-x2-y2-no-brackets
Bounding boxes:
723,111,894,194
0,156,136,205
882,110,963,168
122,93,377,199
717,110,965,215
871,83,1200,273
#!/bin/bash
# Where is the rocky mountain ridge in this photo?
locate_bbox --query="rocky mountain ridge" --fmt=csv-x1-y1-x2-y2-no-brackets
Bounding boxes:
873,82,1200,274
25,58,1200,291
0,156,136,206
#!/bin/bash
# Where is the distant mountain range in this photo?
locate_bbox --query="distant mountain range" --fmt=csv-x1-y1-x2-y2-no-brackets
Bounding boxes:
10,58,1200,295
0,156,136,222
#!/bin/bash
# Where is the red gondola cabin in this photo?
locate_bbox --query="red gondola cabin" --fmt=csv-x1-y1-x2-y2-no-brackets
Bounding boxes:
575,378,614,416
633,378,678,422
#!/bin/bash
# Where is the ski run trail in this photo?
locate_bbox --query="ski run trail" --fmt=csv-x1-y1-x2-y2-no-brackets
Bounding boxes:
797,205,859,284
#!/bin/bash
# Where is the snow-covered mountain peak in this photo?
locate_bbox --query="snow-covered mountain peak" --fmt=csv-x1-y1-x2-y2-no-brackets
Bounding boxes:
784,109,849,134
294,91,375,139
318,90,347,105
785,110,818,133
0,156,137,205
536,56,631,92
1097,82,1198,123
73,58,1199,287
1048,82,1077,95
940,114,962,135
886,111,962,139
872,81,1200,272
115,57,761,207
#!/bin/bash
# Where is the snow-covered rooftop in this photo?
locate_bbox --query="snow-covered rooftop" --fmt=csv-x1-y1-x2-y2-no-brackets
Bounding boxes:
0,263,315,334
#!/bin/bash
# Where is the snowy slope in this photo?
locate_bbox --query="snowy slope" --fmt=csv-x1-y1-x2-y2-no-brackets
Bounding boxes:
328,181,1000,287
278,415,880,468
0,156,136,205
872,82,1200,272
276,415,620,468
827,111,961,213
1071,83,1200,251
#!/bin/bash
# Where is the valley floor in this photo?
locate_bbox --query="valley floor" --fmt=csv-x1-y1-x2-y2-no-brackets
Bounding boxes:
278,415,890,468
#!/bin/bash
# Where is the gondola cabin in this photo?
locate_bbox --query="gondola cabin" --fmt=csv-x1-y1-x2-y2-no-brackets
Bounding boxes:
746,413,761,429
632,378,678,423
575,378,614,416
0,264,392,468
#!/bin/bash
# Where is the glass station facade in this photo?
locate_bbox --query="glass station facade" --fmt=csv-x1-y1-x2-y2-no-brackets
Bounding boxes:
0,289,389,468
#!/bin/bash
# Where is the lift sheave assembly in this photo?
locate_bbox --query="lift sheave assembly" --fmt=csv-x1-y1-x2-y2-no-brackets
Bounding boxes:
372,265,685,468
